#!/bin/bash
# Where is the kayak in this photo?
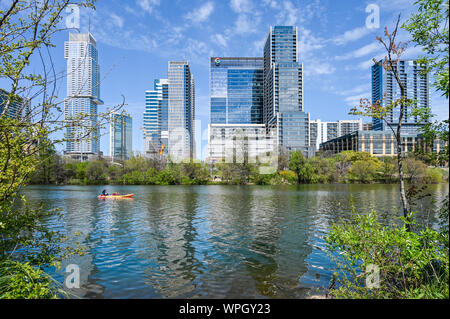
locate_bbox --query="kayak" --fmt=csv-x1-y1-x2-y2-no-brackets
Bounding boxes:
97,193,134,199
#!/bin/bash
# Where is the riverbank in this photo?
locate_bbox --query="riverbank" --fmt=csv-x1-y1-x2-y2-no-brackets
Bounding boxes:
31,151,448,186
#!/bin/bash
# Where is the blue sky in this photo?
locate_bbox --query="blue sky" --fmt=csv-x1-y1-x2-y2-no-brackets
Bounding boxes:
2,0,449,158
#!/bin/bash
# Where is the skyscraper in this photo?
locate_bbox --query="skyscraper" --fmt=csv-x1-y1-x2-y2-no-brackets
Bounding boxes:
372,59,429,134
143,79,169,156
0,88,31,120
168,61,195,161
309,119,363,150
210,57,264,124
110,111,132,161
64,33,103,160
208,57,272,163
263,26,309,152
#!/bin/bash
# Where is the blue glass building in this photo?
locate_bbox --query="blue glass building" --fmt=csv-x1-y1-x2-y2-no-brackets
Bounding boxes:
143,79,169,155
210,57,264,124
110,111,132,161
263,26,309,152
0,88,30,120
372,60,429,134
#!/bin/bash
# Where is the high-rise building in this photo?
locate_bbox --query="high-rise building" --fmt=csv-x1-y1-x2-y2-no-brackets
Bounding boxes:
168,61,195,161
372,59,429,134
110,111,132,161
309,119,363,150
211,57,264,124
0,88,31,120
362,122,373,131
338,119,363,136
263,26,309,152
208,57,273,163
143,79,169,156
64,33,103,160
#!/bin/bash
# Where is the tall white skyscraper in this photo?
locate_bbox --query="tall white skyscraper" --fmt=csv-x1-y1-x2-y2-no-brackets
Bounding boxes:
168,61,195,161
64,33,103,160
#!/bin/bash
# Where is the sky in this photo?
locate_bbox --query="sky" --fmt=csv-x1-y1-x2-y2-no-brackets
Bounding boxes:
1,0,449,159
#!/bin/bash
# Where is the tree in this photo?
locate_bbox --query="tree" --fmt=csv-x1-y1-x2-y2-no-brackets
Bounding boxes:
403,0,449,98
350,16,413,225
0,0,114,297
405,0,449,166
289,150,314,184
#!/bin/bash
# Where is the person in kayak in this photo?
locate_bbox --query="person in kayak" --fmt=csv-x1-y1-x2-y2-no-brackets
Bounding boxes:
101,189,108,196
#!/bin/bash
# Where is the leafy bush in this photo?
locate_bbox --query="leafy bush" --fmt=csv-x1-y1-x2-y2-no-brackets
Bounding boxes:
0,260,59,299
279,170,297,184
326,210,449,298
423,168,444,184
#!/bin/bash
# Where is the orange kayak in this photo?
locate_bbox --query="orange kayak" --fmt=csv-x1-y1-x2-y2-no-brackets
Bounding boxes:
98,193,134,199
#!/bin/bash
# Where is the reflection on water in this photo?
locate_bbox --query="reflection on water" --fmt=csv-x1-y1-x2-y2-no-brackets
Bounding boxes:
23,184,448,299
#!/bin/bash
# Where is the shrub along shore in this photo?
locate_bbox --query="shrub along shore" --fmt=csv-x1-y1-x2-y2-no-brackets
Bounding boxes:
31,150,448,186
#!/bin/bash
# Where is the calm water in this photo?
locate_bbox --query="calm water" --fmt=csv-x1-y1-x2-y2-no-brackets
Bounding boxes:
23,184,448,299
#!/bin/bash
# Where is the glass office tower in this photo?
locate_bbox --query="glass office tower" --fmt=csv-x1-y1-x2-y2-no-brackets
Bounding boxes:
209,57,273,163
0,88,31,120
263,26,309,152
64,33,103,160
110,111,132,161
210,57,264,124
372,59,429,134
143,79,169,156
168,61,195,161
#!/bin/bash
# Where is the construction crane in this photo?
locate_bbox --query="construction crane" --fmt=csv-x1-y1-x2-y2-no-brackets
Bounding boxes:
141,126,165,158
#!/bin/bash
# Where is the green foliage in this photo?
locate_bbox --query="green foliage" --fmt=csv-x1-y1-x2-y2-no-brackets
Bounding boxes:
279,170,297,184
0,260,59,299
326,210,449,299
403,0,449,98
289,150,314,183
28,150,446,186
348,160,381,183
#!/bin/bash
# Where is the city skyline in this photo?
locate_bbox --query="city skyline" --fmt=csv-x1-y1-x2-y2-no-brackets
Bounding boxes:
1,0,448,159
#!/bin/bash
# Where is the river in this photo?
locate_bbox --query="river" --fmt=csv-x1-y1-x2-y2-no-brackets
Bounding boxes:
22,184,448,298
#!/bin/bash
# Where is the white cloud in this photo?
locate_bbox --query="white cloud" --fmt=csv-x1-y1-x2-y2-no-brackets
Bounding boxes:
263,0,278,8
401,45,425,60
304,61,336,76
230,0,253,13
251,38,265,55
334,26,375,46
276,1,298,25
110,13,124,28
344,92,371,106
185,2,215,23
233,14,259,34
212,34,228,48
336,42,381,60
298,27,325,57
137,0,160,14
337,84,371,97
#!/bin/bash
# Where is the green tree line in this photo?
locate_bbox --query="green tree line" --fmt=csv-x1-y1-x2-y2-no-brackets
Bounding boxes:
30,149,448,186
